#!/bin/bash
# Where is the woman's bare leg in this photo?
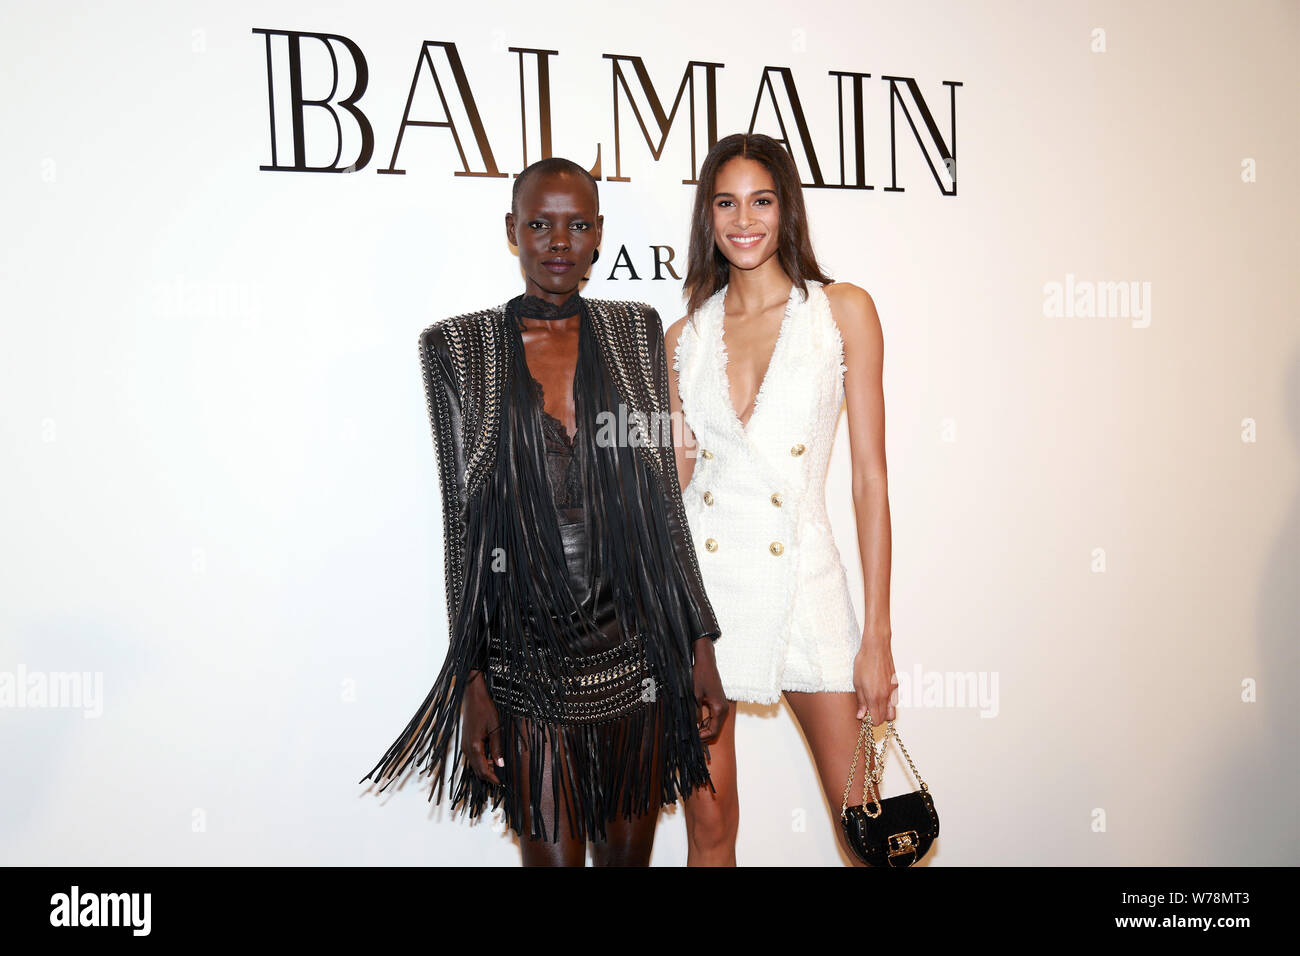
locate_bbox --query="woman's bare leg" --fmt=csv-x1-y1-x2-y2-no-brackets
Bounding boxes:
516,712,665,866
589,739,661,866
589,702,667,867
681,698,739,866
515,722,587,867
783,690,883,866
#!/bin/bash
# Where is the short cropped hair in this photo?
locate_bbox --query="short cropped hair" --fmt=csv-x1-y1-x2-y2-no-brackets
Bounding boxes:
511,157,600,214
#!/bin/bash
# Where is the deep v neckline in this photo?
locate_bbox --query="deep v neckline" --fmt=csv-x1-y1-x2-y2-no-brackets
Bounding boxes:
717,283,798,435
512,301,581,448
530,375,576,447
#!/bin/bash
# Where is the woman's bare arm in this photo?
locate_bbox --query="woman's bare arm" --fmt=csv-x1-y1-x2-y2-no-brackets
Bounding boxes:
826,282,898,721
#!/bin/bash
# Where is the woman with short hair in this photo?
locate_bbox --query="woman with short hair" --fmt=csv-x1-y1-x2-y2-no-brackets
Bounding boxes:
362,157,729,867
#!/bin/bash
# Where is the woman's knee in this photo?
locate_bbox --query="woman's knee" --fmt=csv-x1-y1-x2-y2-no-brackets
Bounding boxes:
684,791,739,851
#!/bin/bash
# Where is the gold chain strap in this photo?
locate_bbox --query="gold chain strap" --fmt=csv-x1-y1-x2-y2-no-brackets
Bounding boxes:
839,709,929,821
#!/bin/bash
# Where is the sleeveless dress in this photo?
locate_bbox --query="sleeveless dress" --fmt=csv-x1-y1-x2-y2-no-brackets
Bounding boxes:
673,280,860,704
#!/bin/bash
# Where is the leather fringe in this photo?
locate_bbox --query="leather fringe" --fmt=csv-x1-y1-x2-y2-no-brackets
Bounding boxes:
360,296,712,843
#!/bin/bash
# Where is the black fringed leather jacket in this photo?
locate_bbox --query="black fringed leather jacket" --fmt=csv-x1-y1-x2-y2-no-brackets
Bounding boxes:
418,296,721,659
360,295,722,836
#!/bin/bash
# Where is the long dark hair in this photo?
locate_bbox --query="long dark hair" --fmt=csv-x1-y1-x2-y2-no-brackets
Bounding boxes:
683,133,832,318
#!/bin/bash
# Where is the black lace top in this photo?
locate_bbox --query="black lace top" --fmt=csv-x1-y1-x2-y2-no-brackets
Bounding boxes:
525,373,583,517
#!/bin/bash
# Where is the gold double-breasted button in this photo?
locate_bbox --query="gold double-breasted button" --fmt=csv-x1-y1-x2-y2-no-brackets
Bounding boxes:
770,492,783,507
769,541,784,555
705,538,718,552
790,443,805,457
703,491,714,505
701,448,714,459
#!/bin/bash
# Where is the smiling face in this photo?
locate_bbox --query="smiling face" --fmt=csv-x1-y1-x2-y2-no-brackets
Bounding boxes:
710,156,781,270
505,170,602,303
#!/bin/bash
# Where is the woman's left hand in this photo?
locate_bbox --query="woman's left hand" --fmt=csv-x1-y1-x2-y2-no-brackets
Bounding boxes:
691,637,731,743
853,639,898,723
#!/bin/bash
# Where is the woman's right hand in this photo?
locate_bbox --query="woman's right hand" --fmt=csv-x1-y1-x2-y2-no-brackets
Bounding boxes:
461,670,504,785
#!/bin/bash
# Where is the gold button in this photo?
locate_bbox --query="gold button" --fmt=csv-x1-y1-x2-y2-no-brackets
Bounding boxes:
705,538,718,552
770,492,782,507
769,541,784,555
703,491,714,505
701,448,714,459
790,443,805,457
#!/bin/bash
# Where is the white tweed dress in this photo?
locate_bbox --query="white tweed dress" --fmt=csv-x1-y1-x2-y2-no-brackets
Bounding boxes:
673,280,861,704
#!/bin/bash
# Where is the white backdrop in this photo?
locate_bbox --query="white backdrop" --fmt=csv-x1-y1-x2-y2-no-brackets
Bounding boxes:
1,0,1296,866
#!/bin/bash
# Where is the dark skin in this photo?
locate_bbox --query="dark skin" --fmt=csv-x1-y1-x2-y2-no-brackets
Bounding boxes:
459,168,731,866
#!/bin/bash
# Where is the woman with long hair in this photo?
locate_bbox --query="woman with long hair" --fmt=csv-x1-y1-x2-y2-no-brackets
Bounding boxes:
666,133,897,865
362,157,729,866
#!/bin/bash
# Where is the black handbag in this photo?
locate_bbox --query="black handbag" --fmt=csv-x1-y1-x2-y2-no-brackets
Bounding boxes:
840,711,938,867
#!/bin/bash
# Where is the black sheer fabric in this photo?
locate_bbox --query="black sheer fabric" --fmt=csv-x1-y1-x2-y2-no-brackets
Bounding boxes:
529,376,583,514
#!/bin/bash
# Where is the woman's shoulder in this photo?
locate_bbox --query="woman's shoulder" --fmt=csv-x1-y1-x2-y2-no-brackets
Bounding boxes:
821,281,879,329
664,313,690,345
821,279,875,308
419,301,509,352
583,296,667,346
584,295,659,320
819,281,882,357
